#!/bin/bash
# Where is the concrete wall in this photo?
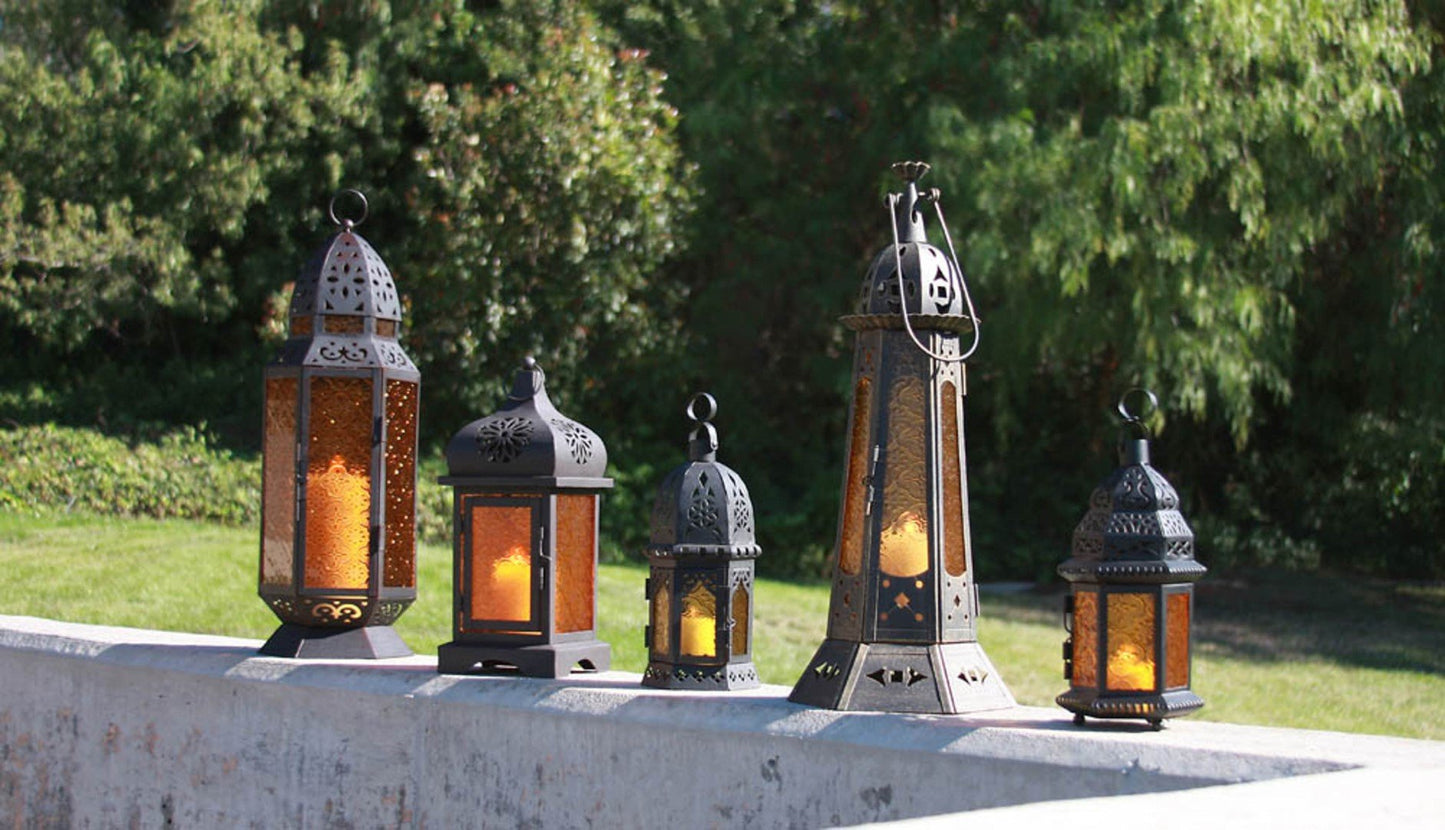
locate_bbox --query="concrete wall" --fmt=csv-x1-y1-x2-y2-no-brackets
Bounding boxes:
1,616,1442,828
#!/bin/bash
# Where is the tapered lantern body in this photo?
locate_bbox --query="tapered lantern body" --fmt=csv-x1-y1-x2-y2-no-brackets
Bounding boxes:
643,394,761,690
790,163,1013,714
437,358,612,678
1057,399,1206,727
258,193,419,659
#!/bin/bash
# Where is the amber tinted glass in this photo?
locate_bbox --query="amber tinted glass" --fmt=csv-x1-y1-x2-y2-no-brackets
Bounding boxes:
382,380,418,588
1106,592,1157,692
941,381,966,578
1072,589,1098,688
1166,592,1191,689
291,317,313,336
555,494,597,633
261,377,298,588
376,320,397,337
731,584,751,657
468,503,534,623
323,315,365,334
680,580,717,658
838,377,872,576
879,372,928,578
651,571,672,657
304,376,373,590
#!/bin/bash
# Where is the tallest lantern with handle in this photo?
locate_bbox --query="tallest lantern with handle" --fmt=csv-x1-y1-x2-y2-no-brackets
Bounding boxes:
257,190,420,659
789,162,1013,714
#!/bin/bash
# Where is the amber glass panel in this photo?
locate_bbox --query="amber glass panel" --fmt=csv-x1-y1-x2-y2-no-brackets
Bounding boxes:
731,584,751,657
940,381,966,578
879,372,929,577
680,581,717,658
323,315,365,334
261,377,298,588
838,377,872,576
555,494,597,633
304,376,373,590
468,504,534,623
1106,592,1157,692
1072,589,1098,688
376,320,397,337
1166,592,1191,689
651,571,672,657
291,317,313,336
382,380,418,588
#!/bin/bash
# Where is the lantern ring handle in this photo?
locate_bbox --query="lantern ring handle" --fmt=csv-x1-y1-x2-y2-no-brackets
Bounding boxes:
685,392,717,424
329,188,368,230
887,192,981,364
1117,387,1159,425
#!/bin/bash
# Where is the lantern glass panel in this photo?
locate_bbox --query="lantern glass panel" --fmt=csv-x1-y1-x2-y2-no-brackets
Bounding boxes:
1073,589,1098,687
383,380,419,588
555,494,597,633
680,580,717,658
304,376,373,590
1166,592,1191,689
376,320,397,337
941,380,966,578
291,317,313,336
838,377,872,576
731,584,750,657
651,571,671,657
323,315,365,334
879,373,928,578
468,503,534,623
261,377,298,588
1106,592,1157,692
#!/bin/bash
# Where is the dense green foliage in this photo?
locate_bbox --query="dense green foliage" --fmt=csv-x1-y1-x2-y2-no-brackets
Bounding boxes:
1,1,1441,578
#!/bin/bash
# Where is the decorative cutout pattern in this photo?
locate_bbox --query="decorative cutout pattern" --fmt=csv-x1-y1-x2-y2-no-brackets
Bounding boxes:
477,416,534,463
316,338,370,364
724,469,753,537
304,376,373,591
261,378,298,588
383,380,418,588
687,471,723,542
866,666,928,687
551,418,595,465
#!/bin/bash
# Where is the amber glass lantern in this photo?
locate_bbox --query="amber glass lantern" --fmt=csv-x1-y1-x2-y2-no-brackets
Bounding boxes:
789,162,1013,714
258,190,420,659
437,358,612,678
643,394,761,690
1057,390,1206,728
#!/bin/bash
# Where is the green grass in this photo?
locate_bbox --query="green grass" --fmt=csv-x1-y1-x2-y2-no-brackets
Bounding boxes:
1,511,1441,741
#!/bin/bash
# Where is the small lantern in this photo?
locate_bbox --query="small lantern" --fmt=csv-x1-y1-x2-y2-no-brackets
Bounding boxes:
790,162,1013,713
437,357,612,677
642,394,761,690
1057,390,1206,728
258,190,420,659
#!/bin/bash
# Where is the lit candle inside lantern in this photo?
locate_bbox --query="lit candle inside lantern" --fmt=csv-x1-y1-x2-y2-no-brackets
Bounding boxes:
305,455,371,589
879,509,929,577
489,548,532,622
1107,644,1156,691
680,582,717,658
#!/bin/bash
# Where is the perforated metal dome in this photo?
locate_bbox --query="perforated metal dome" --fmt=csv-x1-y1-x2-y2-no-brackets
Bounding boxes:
648,394,760,557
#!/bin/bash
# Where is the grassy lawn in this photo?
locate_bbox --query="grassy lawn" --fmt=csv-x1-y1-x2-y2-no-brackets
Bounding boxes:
1,511,1441,741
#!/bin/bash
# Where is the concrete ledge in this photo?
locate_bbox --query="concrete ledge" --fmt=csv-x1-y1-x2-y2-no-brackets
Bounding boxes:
1,615,1441,827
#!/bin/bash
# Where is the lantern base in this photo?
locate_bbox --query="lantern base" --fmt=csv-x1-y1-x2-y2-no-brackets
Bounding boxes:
642,660,759,691
437,639,611,678
789,639,1014,714
258,624,412,660
1056,688,1204,725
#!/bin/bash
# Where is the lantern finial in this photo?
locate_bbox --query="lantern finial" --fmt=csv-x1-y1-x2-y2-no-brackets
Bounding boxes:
510,356,546,401
1116,387,1158,465
685,392,719,462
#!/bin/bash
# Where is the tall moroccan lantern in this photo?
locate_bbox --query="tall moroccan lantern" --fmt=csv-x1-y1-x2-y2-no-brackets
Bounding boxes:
258,190,420,659
643,393,761,691
1057,390,1206,728
790,162,1013,713
437,357,612,678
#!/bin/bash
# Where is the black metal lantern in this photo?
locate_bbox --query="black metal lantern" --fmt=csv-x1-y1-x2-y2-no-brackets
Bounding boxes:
437,357,612,678
643,394,761,690
790,162,1013,713
258,190,420,659
1057,390,1206,728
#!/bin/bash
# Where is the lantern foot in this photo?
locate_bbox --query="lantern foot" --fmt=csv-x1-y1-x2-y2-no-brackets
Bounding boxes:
642,660,760,691
1074,713,1086,726
258,624,412,660
789,639,1014,714
1056,688,1204,725
437,639,611,678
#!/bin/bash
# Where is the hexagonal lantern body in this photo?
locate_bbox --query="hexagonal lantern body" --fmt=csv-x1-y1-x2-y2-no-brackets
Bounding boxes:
258,198,420,659
437,358,612,678
1057,425,1207,728
642,395,761,690
790,163,1013,714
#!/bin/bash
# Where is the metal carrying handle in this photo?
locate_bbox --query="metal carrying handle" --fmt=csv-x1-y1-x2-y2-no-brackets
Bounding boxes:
329,188,369,230
887,191,981,364
1117,387,1158,438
